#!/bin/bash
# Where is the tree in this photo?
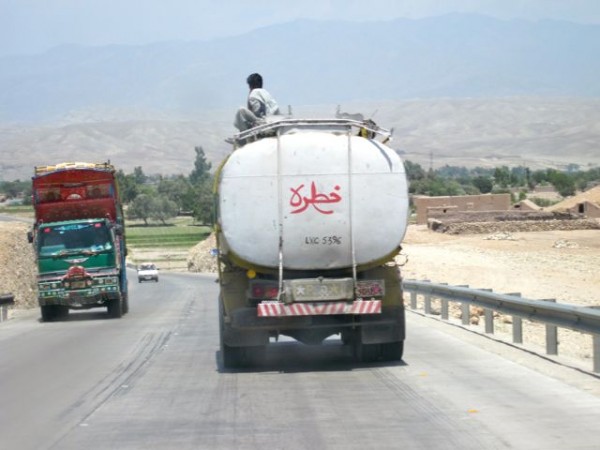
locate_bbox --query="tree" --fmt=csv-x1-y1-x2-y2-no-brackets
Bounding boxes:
0,180,32,204
404,160,426,181
547,170,575,197
126,194,153,225
133,166,147,185
472,176,493,194
189,146,212,185
493,166,511,187
411,178,465,196
193,180,215,225
158,175,192,211
116,170,139,203
149,196,179,225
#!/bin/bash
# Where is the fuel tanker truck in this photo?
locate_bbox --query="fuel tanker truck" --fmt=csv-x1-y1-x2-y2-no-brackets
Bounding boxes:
215,118,409,367
28,162,129,321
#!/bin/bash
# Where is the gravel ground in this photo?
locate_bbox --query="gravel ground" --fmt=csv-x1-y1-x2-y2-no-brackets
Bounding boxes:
0,222,38,310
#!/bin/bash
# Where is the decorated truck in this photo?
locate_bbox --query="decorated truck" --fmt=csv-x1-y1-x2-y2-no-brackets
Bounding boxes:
28,162,129,321
215,118,409,367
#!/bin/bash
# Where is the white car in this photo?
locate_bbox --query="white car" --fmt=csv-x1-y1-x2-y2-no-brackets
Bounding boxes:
137,263,159,283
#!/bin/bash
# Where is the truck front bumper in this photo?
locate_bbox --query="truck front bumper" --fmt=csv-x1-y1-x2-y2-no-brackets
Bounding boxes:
38,288,120,308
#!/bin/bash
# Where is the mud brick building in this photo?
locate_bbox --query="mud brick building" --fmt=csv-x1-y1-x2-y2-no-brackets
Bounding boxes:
413,193,511,225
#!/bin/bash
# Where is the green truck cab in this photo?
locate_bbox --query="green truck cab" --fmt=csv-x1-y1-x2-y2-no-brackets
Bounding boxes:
29,162,128,321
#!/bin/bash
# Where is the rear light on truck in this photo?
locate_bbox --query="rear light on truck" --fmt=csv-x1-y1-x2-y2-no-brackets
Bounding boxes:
248,281,279,300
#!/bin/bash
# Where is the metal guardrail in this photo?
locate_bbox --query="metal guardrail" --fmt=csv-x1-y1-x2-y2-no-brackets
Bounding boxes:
402,280,600,373
0,293,14,322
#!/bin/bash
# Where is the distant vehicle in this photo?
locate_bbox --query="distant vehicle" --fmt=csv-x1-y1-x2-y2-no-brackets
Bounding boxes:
137,263,159,283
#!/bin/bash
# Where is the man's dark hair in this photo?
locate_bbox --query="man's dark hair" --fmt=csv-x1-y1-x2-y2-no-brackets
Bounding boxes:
247,73,263,89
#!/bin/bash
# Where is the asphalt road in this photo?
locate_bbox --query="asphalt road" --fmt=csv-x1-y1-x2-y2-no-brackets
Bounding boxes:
1,270,599,450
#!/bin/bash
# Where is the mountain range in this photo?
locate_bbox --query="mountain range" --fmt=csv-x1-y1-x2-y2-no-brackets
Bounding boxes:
0,14,599,180
1,13,599,122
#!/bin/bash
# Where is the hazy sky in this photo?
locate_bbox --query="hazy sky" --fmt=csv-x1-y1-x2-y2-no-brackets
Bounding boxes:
2,0,600,56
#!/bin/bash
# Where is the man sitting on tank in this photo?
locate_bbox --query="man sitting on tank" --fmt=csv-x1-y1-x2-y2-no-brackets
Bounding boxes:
233,73,281,132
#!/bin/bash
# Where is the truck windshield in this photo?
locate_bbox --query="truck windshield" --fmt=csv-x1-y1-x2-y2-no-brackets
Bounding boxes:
39,222,112,256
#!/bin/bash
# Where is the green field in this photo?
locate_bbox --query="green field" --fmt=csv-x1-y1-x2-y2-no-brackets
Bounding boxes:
125,224,211,249
0,205,33,217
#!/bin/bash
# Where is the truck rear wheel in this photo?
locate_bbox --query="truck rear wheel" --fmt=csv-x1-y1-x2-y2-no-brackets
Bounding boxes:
352,331,404,363
380,341,404,361
219,301,241,369
222,345,266,368
219,299,266,368
107,298,123,318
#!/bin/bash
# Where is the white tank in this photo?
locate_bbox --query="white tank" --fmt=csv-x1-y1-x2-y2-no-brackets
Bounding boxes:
217,124,409,270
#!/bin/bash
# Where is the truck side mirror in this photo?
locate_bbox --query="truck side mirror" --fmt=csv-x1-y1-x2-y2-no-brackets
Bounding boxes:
113,224,123,236
27,231,33,244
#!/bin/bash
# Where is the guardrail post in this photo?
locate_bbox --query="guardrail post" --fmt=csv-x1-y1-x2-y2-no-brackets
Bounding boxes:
0,293,15,322
593,334,600,374
424,294,431,315
441,299,449,320
543,299,558,355
479,288,494,333
484,309,494,334
512,317,523,344
461,303,470,326
410,291,417,310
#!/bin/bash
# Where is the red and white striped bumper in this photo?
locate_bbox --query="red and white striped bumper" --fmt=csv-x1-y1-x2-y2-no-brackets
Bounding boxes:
257,300,381,317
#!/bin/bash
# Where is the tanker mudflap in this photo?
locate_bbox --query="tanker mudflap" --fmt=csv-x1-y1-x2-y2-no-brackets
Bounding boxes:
359,306,405,345
225,308,269,347
223,326,268,347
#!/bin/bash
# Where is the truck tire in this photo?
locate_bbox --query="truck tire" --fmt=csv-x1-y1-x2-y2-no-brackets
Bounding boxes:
352,332,404,363
354,341,380,363
218,298,266,368
351,331,379,363
107,298,123,318
219,300,238,368
122,294,129,314
380,341,404,361
223,345,266,368
40,305,56,322
56,305,69,319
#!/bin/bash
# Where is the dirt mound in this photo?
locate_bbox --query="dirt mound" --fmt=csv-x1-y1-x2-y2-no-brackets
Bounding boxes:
438,218,600,234
0,222,38,310
548,185,600,211
187,233,219,273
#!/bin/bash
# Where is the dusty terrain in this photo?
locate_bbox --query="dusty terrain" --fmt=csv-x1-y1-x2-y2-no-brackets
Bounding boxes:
0,221,38,310
3,219,599,366
399,225,600,365
400,225,600,307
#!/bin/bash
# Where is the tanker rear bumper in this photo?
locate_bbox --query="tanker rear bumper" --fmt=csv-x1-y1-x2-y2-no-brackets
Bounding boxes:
225,305,404,347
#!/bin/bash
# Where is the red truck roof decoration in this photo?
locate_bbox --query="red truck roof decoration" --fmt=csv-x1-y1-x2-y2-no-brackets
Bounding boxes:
32,162,122,224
